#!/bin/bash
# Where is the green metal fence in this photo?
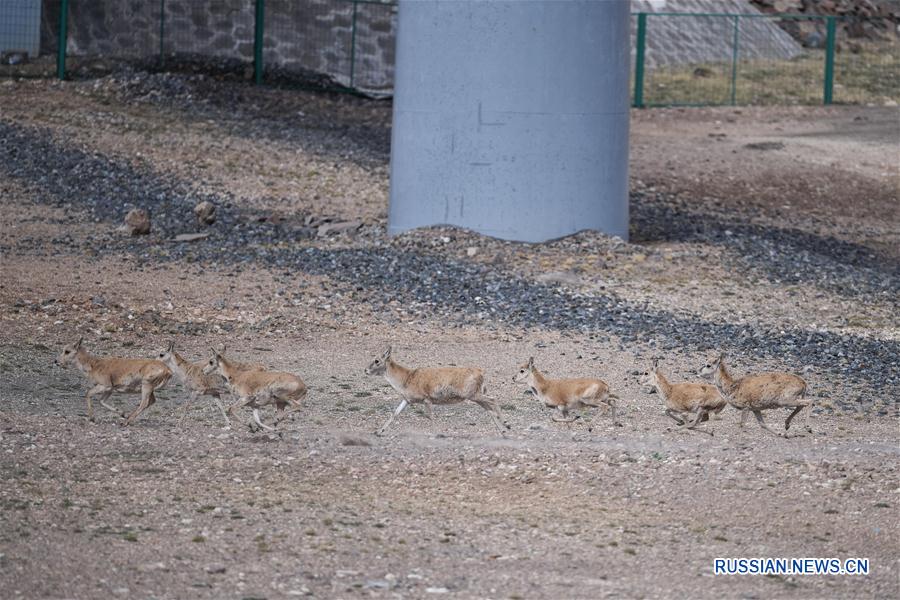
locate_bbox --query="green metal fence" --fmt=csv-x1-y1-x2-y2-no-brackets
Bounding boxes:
631,11,899,107
0,0,396,95
1,3,897,106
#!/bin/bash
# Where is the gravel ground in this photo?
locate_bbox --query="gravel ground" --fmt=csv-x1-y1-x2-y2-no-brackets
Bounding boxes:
1,71,898,599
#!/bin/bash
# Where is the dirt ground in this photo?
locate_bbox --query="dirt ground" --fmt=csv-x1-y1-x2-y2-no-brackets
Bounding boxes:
1,76,898,599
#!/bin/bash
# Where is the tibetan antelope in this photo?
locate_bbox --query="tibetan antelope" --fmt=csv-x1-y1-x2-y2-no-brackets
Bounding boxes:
364,346,510,436
201,344,267,375
699,353,812,436
640,359,725,435
56,337,172,425
204,347,306,431
513,357,619,430
156,341,231,426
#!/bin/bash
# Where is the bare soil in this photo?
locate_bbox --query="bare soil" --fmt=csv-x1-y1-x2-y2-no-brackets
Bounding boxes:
1,78,898,599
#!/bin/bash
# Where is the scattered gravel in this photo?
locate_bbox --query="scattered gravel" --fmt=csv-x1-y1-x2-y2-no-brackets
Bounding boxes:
1,115,897,402
632,189,899,298
2,73,898,600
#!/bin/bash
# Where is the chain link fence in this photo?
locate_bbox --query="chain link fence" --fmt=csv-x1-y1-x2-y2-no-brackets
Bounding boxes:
1,1,896,105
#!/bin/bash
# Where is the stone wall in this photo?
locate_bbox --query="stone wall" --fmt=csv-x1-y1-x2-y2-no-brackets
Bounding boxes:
39,0,799,95
40,0,396,95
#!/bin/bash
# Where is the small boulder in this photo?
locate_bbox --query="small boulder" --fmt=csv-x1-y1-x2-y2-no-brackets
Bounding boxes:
317,220,362,237
194,201,216,227
172,233,209,243
121,208,150,235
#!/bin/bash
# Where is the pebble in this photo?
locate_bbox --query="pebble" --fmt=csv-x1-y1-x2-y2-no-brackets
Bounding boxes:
0,76,896,404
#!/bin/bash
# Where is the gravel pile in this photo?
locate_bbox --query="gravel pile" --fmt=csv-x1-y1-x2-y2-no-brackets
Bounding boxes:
77,66,391,167
1,115,897,403
632,189,900,298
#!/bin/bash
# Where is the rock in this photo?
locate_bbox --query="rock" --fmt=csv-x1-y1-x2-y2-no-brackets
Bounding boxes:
466,247,478,257
317,220,362,237
535,271,581,286
194,201,216,226
121,208,150,235
172,233,209,243
2,52,27,66
744,141,785,151
339,434,373,447
205,564,227,574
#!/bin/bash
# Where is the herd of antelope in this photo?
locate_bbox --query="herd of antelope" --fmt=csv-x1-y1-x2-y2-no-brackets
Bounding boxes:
54,337,814,438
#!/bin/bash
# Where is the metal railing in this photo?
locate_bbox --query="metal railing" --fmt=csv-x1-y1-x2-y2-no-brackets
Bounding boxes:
1,0,396,96
1,2,897,106
631,11,899,107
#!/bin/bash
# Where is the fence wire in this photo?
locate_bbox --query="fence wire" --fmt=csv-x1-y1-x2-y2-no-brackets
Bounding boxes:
259,0,396,93
1,2,897,106
0,0,49,77
833,18,900,104
631,11,898,107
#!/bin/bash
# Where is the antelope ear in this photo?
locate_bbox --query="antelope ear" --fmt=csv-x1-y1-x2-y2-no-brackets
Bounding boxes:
167,340,175,352
210,347,220,358
718,352,726,362
76,337,84,348
652,358,659,368
382,345,392,359
527,356,534,368
218,343,227,354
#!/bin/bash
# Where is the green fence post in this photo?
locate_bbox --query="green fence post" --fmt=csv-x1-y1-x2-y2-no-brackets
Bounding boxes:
633,13,647,108
56,0,69,80
254,0,265,85
730,15,739,106
159,0,165,65
823,16,836,105
349,1,359,89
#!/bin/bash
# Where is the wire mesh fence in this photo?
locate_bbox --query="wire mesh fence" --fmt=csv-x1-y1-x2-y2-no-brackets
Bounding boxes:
262,0,395,93
631,11,899,107
0,0,49,77
1,2,896,106
833,18,900,104
0,0,396,94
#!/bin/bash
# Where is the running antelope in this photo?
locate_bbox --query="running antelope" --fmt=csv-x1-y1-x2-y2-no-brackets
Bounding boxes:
364,346,510,436
201,344,267,375
56,337,172,425
204,348,306,431
640,359,725,435
156,341,231,426
513,357,619,430
699,353,812,436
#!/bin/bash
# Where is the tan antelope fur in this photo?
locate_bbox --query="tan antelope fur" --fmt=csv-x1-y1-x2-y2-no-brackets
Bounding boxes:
699,353,812,436
202,343,267,374
56,337,172,425
513,357,620,430
640,359,725,435
156,341,231,426
205,348,306,431
365,346,510,436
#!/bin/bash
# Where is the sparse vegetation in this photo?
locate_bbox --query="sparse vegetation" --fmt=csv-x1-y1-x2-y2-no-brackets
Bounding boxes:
643,43,899,106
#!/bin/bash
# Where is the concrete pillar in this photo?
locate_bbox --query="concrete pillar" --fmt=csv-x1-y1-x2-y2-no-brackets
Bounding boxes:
388,0,631,242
